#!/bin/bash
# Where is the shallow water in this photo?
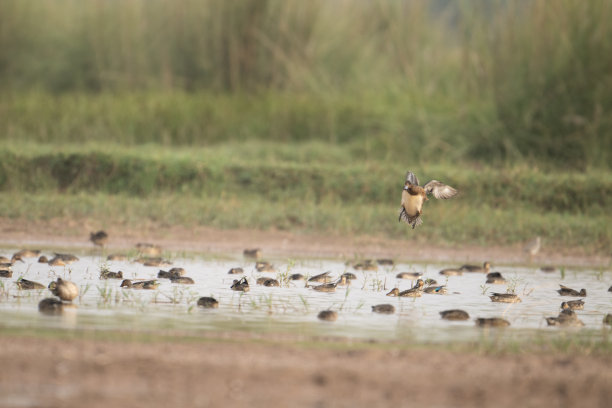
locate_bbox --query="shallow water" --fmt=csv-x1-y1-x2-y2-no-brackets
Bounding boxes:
1,248,611,343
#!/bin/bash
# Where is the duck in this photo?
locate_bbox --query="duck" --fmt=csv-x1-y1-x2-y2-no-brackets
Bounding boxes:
396,272,422,280
135,242,162,256
38,255,49,263
142,258,172,267
486,272,506,284
255,261,275,273
335,275,351,287
228,267,244,275
475,317,510,327
243,248,262,259
120,279,159,290
608,285,612,292
490,293,521,303
423,285,447,295
99,270,123,280
47,257,66,267
13,249,41,258
48,278,79,301
308,271,333,283
0,269,12,278
170,276,195,284
310,280,339,293
289,273,305,281
168,267,186,276
546,309,584,327
231,277,250,292
540,266,556,273
158,269,182,279
357,260,379,270
197,297,219,309
459,262,491,273
107,254,127,261
317,310,338,322
386,279,425,297
353,260,378,271
604,314,612,325
376,259,394,266
0,254,23,265
54,253,80,264
439,268,463,276
16,278,46,290
424,278,438,285
371,304,395,314
561,299,584,311
341,272,358,281
38,297,65,315
399,171,458,229
440,309,470,321
256,277,280,287
89,230,108,247
557,285,586,297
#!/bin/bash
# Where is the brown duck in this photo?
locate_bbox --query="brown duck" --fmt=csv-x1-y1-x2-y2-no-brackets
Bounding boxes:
16,278,46,290
399,171,458,229
386,279,425,297
120,279,159,290
90,230,108,247
197,297,219,309
475,317,510,327
48,278,79,301
490,293,521,303
557,285,586,297
440,309,470,321
371,304,396,314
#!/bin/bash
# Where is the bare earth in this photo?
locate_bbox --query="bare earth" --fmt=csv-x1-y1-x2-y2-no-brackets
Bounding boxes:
1,218,611,407
0,218,610,267
1,334,611,408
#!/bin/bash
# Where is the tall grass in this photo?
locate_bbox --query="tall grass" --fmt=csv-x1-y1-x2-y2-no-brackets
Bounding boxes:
0,1,611,168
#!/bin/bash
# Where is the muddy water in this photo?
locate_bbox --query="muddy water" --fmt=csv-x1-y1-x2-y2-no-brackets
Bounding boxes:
1,248,610,343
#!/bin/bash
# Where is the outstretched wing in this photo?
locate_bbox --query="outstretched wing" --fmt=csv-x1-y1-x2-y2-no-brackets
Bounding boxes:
423,180,457,199
405,171,419,186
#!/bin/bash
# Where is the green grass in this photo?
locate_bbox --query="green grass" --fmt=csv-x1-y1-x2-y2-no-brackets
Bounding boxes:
1,142,611,253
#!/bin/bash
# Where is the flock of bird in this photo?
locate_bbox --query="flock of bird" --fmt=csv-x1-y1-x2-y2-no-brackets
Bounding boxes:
1,171,610,328
1,231,610,329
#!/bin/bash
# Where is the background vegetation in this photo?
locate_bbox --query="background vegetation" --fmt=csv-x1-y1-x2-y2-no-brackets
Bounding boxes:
0,0,610,253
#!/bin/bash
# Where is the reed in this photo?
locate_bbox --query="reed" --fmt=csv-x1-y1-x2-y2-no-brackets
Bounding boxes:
0,1,609,168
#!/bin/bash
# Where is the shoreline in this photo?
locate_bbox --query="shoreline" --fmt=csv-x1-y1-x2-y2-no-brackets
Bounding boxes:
0,218,609,268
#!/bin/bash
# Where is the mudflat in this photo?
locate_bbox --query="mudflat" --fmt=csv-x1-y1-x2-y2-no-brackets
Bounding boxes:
0,333,611,408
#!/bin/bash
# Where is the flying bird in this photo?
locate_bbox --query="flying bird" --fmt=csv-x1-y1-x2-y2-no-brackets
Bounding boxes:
399,171,458,229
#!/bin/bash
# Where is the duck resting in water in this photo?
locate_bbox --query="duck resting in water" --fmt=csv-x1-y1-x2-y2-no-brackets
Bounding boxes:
399,171,458,229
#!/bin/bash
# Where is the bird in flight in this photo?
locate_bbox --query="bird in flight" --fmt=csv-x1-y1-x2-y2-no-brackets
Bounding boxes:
399,171,458,229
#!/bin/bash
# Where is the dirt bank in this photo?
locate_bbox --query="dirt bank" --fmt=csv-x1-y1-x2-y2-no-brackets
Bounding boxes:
0,218,609,267
0,334,610,408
